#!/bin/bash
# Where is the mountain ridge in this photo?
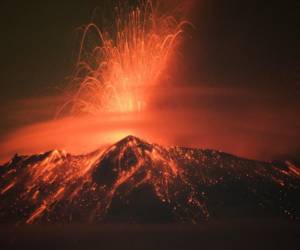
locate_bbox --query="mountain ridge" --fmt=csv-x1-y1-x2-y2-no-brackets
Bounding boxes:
0,135,300,224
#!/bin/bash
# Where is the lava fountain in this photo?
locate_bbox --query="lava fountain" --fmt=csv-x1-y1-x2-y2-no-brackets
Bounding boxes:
62,0,188,115
0,0,191,164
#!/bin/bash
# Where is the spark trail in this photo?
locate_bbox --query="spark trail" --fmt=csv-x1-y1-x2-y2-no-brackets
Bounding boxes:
63,0,188,115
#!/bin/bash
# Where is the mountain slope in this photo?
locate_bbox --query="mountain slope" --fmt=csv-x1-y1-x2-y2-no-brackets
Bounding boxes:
0,135,300,223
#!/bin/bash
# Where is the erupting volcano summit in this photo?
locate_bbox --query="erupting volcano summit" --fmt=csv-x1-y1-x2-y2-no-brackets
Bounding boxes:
0,136,300,224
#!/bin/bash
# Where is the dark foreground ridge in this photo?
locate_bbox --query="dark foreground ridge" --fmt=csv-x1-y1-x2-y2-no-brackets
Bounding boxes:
0,135,300,223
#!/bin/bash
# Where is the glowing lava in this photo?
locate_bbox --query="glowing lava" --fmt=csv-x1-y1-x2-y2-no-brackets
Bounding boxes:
1,136,300,224
62,0,188,115
1,1,299,225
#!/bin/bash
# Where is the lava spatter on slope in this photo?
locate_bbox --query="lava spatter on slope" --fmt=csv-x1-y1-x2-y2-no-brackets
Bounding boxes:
0,148,104,223
93,136,208,222
0,136,300,223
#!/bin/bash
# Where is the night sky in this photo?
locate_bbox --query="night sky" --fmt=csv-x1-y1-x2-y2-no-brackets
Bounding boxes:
0,0,299,160
1,0,299,98
185,1,299,90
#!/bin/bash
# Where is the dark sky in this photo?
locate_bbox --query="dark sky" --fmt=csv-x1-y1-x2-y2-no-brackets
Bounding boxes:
183,1,299,90
0,0,299,160
0,0,98,100
0,0,299,100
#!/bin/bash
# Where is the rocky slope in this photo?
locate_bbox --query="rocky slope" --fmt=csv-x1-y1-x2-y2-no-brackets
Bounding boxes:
0,135,299,223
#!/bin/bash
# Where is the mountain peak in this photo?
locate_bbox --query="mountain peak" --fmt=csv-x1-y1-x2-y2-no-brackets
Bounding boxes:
0,136,300,224
115,135,149,146
120,135,141,141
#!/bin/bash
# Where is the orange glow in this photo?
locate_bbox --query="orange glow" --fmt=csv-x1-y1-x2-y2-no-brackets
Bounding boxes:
1,0,300,226
1,136,208,223
1,1,299,165
2,135,299,223
0,0,191,163
61,0,188,115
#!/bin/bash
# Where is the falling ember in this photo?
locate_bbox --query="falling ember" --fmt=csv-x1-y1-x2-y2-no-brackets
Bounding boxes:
1,0,299,229
62,0,188,115
1,135,300,224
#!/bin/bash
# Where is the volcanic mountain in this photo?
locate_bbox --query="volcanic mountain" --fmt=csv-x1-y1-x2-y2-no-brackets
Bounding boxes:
0,135,300,224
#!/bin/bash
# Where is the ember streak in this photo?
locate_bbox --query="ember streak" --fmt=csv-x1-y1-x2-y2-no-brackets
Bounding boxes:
0,136,299,224
62,0,188,115
1,0,299,165
0,1,299,238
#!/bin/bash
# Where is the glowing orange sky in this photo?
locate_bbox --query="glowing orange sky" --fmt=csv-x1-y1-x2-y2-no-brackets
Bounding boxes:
1,85,299,164
0,0,299,163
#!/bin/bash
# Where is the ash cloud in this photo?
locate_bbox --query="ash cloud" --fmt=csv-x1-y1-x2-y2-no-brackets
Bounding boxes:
0,0,299,163
0,86,299,164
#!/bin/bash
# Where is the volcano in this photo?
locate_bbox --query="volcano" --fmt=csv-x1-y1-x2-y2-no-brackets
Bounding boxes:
0,135,300,224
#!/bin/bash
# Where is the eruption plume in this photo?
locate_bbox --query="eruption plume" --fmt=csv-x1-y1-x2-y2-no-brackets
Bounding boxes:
63,0,188,115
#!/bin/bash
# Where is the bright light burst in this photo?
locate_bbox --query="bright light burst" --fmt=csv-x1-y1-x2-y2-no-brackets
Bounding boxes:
64,0,188,115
